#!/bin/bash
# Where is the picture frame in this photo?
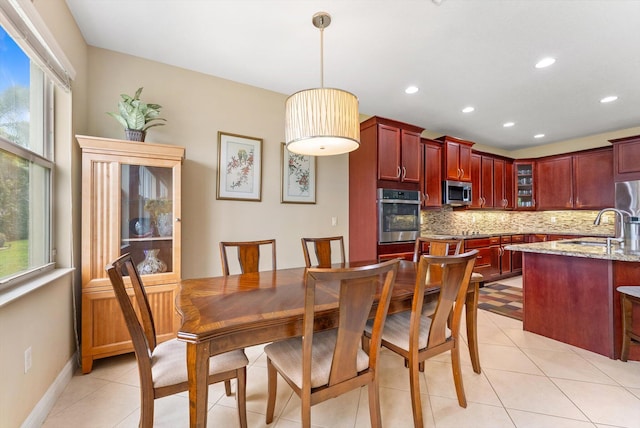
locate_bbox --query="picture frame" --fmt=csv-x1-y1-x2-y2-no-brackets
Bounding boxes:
281,143,316,204
217,132,263,201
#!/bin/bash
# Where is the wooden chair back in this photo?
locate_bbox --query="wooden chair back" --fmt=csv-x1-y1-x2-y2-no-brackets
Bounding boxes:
219,239,276,275
413,238,463,284
303,259,398,389
301,236,345,268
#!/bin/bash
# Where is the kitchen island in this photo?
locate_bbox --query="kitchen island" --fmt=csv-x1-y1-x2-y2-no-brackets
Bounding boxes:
505,238,640,361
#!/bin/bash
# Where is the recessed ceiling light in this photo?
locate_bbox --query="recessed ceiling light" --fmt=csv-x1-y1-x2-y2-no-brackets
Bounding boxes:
405,86,419,94
462,106,475,113
600,95,618,103
534,134,545,139
535,57,556,68
503,122,515,128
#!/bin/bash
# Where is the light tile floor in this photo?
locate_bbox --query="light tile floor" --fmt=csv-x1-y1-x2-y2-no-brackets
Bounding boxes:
43,277,640,428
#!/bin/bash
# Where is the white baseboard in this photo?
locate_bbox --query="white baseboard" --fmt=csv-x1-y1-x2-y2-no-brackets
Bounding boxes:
21,352,77,428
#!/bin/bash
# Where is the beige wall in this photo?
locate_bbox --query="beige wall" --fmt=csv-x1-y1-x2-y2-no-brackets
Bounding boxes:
86,47,349,277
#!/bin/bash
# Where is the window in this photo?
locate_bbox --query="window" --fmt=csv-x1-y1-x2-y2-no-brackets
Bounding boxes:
0,23,54,288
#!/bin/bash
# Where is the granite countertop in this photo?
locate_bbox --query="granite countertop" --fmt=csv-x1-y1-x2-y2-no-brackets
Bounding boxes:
504,238,640,262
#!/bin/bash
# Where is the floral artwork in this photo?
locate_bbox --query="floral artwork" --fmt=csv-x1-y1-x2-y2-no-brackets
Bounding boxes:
217,132,262,201
281,143,316,204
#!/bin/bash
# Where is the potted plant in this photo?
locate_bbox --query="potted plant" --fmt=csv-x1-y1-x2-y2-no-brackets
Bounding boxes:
107,87,166,142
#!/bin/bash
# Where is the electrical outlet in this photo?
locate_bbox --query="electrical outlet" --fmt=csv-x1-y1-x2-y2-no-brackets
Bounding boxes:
331,216,337,226
24,347,32,373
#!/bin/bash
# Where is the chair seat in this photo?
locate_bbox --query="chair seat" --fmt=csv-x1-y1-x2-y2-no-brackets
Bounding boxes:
365,311,451,351
618,286,640,299
264,329,370,389
152,339,248,389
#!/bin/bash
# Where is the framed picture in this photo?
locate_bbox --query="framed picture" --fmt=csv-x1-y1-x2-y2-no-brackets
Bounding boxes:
217,132,263,201
281,143,316,204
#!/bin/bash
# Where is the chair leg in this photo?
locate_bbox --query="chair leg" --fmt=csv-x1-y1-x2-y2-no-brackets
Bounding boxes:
408,358,424,428
266,358,277,424
621,293,632,362
301,393,312,428
236,368,248,428
224,379,232,396
466,283,482,373
450,342,467,408
139,390,154,428
367,379,383,428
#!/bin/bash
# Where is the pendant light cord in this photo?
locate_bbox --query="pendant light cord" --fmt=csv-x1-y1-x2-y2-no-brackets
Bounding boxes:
319,23,324,88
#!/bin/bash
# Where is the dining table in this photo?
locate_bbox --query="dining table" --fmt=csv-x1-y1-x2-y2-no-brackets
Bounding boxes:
175,259,482,427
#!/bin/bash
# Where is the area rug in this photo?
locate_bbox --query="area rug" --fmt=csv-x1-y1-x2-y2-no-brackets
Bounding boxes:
477,283,523,321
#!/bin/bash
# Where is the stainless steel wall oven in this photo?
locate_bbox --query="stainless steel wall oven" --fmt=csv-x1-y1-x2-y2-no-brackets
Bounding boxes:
377,188,421,243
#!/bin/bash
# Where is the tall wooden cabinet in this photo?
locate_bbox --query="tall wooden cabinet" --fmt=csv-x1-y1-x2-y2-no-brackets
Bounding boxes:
437,135,473,182
77,135,185,373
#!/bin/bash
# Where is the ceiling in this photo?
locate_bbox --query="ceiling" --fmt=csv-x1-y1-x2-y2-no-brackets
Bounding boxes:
64,0,640,151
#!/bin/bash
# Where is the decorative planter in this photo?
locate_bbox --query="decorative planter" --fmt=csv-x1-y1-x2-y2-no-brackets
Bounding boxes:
125,129,146,142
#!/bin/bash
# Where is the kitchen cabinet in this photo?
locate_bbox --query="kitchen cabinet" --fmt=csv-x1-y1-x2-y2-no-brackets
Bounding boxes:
377,242,415,261
573,148,614,208
361,116,424,186
470,153,513,209
77,135,184,373
422,138,443,208
515,161,535,210
464,236,501,281
510,235,525,273
536,148,614,210
437,135,473,182
536,155,573,210
610,134,640,182
349,116,424,262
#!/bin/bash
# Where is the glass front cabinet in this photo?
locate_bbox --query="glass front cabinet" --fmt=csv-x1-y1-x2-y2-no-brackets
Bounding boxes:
77,135,185,373
514,161,535,210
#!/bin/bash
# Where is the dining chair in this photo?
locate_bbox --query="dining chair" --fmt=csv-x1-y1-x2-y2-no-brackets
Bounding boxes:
301,235,346,268
364,250,478,428
618,286,640,361
413,237,462,263
264,258,400,428
219,238,276,275
106,253,249,428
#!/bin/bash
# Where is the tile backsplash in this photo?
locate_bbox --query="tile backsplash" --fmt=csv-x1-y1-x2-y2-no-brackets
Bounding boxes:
421,208,616,236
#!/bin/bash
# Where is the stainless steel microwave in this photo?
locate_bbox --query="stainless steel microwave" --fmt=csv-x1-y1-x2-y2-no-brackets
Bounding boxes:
443,180,472,206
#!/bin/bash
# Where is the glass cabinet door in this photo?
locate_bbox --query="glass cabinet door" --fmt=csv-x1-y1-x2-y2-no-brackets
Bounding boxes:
121,164,175,274
515,162,535,210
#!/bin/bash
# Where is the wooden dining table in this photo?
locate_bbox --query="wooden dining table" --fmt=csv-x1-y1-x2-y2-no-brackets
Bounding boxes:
175,259,482,427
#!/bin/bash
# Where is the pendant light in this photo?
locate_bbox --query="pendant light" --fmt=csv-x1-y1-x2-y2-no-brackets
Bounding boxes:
285,12,360,156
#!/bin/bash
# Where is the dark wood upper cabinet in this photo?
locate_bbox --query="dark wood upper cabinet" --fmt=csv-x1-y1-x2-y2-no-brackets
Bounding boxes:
422,138,442,208
610,134,640,182
438,136,473,182
367,117,424,185
470,152,512,209
536,155,574,210
536,148,613,210
573,148,614,208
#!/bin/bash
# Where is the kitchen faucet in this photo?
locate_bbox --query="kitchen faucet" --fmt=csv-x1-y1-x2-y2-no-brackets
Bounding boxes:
594,208,632,249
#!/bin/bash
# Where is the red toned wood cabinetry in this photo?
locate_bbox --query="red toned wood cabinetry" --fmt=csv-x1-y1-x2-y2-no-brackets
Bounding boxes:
536,155,573,210
422,138,443,208
362,116,424,186
573,148,614,208
536,148,613,210
349,116,424,262
610,134,640,182
437,136,473,182
470,153,513,209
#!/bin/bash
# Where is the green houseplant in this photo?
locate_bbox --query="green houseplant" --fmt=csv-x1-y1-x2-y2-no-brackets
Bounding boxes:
107,87,166,142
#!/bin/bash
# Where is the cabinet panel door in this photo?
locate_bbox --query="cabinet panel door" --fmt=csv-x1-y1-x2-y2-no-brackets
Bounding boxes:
444,141,461,180
401,130,422,183
470,154,482,208
493,158,505,208
423,141,442,207
459,144,472,181
504,161,514,209
536,156,573,210
613,138,640,181
377,124,401,181
574,149,614,209
481,156,494,207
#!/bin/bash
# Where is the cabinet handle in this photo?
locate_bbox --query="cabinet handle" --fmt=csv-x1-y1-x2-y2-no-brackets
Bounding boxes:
460,168,464,178
424,193,429,203
176,217,181,222
397,166,401,179
401,166,406,180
